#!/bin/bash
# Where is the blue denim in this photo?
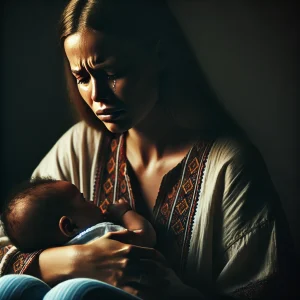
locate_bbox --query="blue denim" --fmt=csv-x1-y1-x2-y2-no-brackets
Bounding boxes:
0,275,50,300
0,275,141,299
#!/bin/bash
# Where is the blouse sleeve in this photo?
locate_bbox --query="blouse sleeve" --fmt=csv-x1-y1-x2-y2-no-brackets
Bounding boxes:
186,137,297,300
212,138,296,299
31,121,104,200
0,121,104,277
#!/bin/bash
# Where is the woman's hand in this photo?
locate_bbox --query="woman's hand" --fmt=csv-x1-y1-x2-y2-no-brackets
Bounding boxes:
70,230,169,296
27,229,201,298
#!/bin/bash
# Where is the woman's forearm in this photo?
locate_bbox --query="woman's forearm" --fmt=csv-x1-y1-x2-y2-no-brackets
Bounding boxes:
24,245,81,286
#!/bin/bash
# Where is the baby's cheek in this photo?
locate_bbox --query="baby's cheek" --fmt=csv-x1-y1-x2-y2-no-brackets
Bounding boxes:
86,205,105,223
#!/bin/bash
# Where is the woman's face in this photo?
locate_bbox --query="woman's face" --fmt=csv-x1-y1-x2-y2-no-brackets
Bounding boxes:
64,28,160,133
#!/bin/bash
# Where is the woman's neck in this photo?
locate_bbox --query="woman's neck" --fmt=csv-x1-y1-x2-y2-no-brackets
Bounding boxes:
126,102,197,168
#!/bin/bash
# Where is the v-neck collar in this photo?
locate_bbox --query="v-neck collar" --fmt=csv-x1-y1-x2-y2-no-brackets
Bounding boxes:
120,133,197,216
95,131,197,215
94,131,214,275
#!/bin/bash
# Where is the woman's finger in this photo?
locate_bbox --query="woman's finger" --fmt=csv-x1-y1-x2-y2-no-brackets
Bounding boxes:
104,230,136,244
122,244,167,264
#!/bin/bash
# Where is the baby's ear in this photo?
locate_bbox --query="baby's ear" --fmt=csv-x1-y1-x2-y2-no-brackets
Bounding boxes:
59,216,78,237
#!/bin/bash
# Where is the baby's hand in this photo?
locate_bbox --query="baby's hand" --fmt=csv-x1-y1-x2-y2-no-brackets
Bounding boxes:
105,198,132,222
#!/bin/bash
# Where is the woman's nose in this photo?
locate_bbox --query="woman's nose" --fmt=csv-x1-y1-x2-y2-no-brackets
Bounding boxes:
90,77,110,102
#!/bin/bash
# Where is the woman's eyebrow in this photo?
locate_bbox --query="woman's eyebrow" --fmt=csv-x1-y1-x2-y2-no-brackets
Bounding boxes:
71,61,114,75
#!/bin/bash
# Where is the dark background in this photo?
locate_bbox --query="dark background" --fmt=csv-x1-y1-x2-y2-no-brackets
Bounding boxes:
1,0,299,254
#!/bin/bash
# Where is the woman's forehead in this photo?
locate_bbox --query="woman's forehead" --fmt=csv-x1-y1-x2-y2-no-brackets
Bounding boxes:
64,28,149,69
64,30,111,64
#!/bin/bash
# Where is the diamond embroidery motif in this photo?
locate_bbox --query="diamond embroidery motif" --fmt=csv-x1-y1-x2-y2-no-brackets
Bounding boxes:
176,199,189,215
172,220,184,235
13,254,26,273
120,163,126,176
107,157,115,174
182,178,193,194
100,199,110,213
103,178,113,194
161,203,169,216
111,139,118,152
120,179,127,194
167,186,176,199
188,157,199,174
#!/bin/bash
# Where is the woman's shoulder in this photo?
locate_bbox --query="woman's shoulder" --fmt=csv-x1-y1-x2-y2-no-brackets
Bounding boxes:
32,121,108,187
60,121,104,143
208,134,262,169
51,121,109,154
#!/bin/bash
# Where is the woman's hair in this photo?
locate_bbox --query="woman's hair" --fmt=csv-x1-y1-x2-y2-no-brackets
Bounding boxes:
59,0,243,137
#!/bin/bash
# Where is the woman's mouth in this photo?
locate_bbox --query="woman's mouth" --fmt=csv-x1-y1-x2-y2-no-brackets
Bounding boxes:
96,108,126,122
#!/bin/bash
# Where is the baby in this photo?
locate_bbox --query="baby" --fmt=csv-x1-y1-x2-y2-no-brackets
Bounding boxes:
1,177,156,253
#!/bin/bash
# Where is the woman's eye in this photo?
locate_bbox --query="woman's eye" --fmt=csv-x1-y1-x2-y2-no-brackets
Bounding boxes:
106,68,127,80
76,77,89,85
106,74,118,81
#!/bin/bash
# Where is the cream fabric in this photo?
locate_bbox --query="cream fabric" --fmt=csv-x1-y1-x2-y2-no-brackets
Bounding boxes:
186,138,277,295
31,121,104,201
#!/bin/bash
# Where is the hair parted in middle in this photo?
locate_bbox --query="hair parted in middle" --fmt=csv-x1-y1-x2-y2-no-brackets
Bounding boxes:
60,0,242,137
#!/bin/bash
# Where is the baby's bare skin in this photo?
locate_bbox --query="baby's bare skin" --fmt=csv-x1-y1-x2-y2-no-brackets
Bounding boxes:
106,199,156,247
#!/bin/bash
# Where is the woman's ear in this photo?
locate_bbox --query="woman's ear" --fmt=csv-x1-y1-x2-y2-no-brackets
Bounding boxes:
59,216,79,237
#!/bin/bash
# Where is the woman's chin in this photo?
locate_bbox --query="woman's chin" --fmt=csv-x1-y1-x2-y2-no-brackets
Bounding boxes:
103,122,130,134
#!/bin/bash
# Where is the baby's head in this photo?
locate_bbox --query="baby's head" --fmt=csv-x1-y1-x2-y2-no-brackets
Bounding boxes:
1,177,104,252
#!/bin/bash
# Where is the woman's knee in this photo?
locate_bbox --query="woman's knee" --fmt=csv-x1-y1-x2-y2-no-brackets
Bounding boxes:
44,278,140,300
0,274,50,299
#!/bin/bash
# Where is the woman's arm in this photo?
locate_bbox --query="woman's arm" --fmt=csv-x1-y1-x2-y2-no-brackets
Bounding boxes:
24,230,167,290
24,246,76,286
153,137,297,300
196,137,297,299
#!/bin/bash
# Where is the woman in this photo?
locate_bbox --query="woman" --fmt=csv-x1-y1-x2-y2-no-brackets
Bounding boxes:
0,0,297,299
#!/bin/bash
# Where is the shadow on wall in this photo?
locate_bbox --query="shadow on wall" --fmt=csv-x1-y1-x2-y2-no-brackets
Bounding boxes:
0,0,76,207
169,0,299,250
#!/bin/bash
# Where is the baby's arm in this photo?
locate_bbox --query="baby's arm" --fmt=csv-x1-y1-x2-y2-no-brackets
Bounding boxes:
106,199,156,247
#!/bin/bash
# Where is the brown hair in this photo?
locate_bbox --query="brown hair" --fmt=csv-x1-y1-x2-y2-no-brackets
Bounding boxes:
59,0,242,136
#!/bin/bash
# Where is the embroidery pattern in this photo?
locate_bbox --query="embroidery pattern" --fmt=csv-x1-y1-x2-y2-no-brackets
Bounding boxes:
93,132,111,206
0,246,41,276
154,141,213,273
97,135,132,212
93,134,213,275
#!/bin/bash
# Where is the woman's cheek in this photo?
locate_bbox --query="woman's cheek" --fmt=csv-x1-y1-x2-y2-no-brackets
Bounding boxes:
78,87,92,106
118,77,138,104
115,78,128,100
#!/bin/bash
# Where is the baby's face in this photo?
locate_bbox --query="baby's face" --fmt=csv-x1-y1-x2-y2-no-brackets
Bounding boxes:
55,181,104,230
